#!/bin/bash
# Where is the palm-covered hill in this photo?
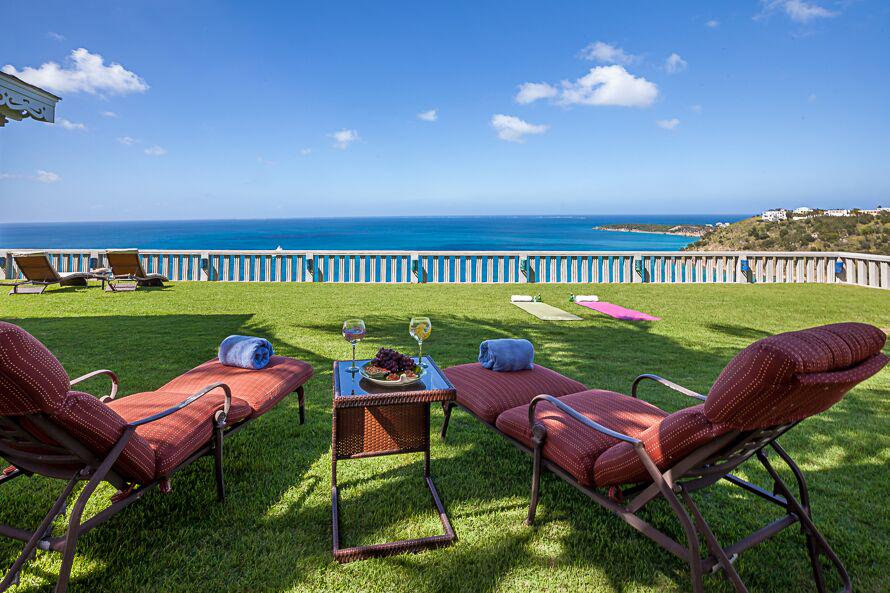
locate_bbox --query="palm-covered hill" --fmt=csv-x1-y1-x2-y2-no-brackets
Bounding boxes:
686,212,890,255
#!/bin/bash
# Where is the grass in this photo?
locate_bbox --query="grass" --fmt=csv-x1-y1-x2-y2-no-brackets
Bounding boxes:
1,281,888,593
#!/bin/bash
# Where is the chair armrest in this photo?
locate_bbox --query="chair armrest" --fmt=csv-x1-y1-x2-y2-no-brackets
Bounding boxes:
70,369,120,401
631,374,706,402
127,383,232,428
528,394,641,445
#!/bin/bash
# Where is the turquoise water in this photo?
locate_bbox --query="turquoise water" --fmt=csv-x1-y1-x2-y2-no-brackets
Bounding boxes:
0,215,746,251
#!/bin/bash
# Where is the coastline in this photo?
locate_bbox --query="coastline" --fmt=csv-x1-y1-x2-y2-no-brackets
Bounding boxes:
592,226,702,238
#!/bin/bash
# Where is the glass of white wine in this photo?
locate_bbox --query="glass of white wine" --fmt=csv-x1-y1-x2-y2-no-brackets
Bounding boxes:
409,316,431,368
342,319,366,372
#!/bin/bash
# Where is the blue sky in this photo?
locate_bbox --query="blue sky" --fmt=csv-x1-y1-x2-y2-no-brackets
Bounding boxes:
1,0,888,222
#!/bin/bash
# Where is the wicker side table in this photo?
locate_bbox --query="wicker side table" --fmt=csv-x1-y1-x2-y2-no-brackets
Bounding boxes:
331,356,457,562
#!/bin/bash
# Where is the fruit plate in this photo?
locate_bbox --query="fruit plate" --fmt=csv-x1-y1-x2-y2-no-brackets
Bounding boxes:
359,363,426,387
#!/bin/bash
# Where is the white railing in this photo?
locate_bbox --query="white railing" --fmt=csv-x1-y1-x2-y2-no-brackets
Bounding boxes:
0,249,887,289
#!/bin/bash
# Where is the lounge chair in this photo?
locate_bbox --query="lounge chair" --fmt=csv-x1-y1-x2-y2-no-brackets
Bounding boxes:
442,323,888,593
4,252,93,295
102,248,168,291
0,322,313,592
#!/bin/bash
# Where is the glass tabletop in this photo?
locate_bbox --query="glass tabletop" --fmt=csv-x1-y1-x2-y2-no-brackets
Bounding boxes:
333,356,453,397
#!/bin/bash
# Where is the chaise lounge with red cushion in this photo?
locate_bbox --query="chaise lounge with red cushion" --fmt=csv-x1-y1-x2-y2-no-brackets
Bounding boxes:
443,323,888,593
0,322,313,593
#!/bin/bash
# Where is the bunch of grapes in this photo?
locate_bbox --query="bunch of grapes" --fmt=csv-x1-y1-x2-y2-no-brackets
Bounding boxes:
371,348,416,372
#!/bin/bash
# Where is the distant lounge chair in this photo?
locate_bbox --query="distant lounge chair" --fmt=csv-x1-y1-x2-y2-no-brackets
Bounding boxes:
0,321,314,592
443,323,889,593
4,252,93,295
103,249,168,291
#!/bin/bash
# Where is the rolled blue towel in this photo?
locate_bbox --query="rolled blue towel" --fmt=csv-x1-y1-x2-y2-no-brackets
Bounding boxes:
218,335,274,370
478,339,534,372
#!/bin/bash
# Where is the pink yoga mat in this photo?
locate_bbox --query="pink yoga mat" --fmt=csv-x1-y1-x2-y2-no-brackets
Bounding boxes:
576,301,660,321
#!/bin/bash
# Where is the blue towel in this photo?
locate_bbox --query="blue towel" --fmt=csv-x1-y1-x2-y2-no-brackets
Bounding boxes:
478,339,534,372
218,335,274,370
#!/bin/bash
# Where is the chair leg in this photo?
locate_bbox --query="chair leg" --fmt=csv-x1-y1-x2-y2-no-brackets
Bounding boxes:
297,386,305,425
635,447,705,593
214,419,226,502
525,425,546,526
679,487,748,593
762,446,850,593
1,477,78,592
55,466,115,593
440,402,452,441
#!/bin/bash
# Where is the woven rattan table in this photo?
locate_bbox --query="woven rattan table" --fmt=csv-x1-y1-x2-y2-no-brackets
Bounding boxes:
331,356,457,562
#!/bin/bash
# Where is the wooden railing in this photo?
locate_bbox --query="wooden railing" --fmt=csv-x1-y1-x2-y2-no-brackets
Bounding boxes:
0,249,887,289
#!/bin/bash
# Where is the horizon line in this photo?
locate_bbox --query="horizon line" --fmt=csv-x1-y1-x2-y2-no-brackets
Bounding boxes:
0,213,754,226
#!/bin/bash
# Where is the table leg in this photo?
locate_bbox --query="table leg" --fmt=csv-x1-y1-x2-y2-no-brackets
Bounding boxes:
331,403,456,562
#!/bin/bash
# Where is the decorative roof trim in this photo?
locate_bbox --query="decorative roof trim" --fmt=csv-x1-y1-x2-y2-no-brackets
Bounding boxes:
0,72,60,127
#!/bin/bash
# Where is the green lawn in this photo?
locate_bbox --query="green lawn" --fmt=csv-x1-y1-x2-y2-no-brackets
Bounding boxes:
2,282,888,593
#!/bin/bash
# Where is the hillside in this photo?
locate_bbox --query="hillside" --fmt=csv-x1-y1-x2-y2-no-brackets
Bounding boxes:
686,213,890,254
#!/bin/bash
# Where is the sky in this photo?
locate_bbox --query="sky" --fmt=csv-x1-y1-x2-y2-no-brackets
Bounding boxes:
1,0,889,223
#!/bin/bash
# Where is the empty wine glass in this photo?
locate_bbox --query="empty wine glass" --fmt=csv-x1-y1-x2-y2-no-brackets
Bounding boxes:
409,317,431,368
342,319,366,372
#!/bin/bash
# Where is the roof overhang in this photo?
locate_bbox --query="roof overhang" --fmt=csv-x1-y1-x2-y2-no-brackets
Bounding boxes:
0,71,61,127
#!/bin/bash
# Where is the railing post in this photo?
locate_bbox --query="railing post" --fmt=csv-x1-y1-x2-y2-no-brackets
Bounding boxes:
199,252,211,281
410,253,421,283
737,256,751,283
305,252,315,282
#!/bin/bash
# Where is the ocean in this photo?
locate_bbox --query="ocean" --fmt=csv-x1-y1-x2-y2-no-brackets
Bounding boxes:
0,214,746,251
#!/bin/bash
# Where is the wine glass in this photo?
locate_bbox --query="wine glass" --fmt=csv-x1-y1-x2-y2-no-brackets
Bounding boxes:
409,317,431,368
342,319,366,372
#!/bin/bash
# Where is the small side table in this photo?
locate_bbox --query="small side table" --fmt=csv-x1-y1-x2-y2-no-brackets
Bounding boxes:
331,356,457,562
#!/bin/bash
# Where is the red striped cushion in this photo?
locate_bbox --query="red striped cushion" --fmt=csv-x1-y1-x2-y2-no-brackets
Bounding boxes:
705,323,887,428
593,405,731,486
495,390,667,486
109,390,253,476
445,363,586,424
0,322,70,415
159,356,313,416
51,391,157,484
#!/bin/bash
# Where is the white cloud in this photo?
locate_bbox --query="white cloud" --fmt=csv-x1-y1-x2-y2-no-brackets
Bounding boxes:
36,170,60,183
417,109,438,122
577,41,637,65
0,173,16,180
656,118,680,130
665,53,688,74
690,104,703,113
144,145,166,156
490,114,548,143
807,93,817,103
57,118,87,131
2,48,148,95
47,32,66,41
329,129,359,149
706,19,720,28
100,110,118,118
299,148,312,156
117,136,137,145
515,82,558,105
759,0,837,23
559,65,658,108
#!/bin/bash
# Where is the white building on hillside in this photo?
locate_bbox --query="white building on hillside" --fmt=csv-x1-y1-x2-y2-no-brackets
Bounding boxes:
862,206,889,215
793,207,813,214
761,209,787,222
825,209,851,217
